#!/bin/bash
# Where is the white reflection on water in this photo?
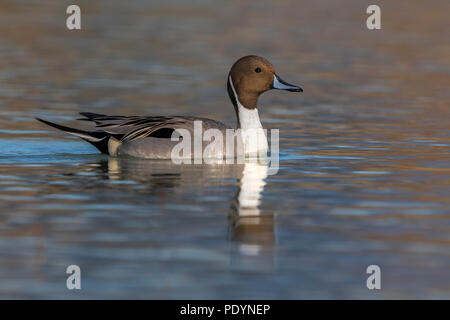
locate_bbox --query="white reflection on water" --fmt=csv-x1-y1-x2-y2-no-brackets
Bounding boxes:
105,156,276,266
229,161,276,269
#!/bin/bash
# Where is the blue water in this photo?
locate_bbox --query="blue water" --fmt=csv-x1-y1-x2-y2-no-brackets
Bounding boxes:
0,0,449,299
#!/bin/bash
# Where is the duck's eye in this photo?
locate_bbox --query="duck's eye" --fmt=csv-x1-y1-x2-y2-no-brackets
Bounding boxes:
255,67,261,73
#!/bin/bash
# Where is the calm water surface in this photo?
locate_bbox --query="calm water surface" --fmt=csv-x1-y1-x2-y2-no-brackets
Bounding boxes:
0,0,449,298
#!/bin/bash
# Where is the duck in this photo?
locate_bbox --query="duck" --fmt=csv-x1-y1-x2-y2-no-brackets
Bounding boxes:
37,55,302,159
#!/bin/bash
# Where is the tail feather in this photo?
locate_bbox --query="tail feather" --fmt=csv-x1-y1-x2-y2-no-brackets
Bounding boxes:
36,117,111,154
77,112,107,122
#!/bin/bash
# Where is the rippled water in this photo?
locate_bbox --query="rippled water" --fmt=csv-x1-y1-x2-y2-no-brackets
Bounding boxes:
0,0,449,299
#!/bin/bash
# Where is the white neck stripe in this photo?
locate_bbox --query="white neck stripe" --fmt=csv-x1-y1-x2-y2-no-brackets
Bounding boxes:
228,75,240,107
228,76,268,153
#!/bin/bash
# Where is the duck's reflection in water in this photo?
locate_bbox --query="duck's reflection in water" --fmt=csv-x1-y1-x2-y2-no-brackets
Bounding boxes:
228,161,275,270
92,157,275,268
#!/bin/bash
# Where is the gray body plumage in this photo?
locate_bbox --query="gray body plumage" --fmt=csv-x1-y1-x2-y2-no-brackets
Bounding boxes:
37,112,245,159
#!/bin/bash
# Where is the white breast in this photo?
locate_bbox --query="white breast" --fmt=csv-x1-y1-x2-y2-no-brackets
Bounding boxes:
228,76,268,155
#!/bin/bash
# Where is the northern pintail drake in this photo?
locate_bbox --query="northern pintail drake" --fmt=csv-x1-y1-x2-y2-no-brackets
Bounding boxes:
37,55,302,159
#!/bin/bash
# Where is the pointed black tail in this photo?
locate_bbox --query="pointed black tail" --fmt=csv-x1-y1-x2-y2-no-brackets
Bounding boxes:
36,117,111,154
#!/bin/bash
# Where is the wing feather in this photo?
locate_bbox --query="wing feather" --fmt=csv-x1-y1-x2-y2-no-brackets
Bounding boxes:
77,112,227,142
